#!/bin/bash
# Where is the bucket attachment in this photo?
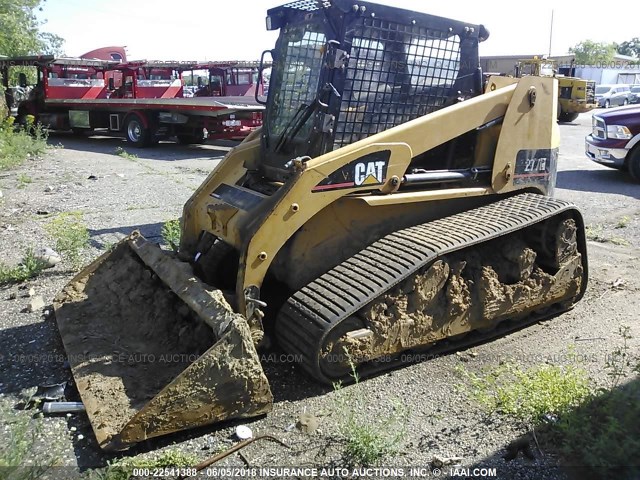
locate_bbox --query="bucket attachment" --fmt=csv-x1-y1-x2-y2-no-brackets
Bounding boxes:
53,232,272,451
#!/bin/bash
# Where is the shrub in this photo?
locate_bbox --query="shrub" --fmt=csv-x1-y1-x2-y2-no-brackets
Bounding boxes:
0,117,48,171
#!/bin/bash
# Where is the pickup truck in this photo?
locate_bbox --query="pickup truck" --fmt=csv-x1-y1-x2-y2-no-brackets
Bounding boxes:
585,105,640,181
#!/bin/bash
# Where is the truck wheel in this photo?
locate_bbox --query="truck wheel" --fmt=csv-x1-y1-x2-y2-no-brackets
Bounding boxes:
628,148,640,182
177,130,206,145
16,106,36,134
558,112,579,122
125,113,152,147
72,128,93,136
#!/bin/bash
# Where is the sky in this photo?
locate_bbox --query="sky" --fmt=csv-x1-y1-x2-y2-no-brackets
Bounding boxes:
36,0,640,61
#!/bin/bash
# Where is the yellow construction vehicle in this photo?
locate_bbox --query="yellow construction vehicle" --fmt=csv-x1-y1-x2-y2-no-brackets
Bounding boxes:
53,0,588,451
516,57,597,122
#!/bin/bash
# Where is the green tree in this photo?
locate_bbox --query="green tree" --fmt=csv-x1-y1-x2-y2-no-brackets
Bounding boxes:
0,0,64,56
617,37,640,58
569,40,616,66
0,0,64,86
38,31,64,56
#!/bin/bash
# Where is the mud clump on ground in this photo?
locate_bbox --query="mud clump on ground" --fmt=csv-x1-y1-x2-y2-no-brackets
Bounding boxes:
54,244,214,442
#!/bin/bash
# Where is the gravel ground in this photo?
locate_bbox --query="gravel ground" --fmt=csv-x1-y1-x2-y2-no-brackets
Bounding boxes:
0,117,639,480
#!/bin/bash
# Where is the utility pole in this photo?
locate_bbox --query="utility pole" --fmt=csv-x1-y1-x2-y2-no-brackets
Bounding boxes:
548,9,554,57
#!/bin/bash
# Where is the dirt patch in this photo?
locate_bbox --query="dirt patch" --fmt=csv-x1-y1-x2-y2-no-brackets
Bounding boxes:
54,244,215,445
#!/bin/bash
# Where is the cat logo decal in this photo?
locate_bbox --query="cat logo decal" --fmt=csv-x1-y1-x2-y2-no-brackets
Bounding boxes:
354,160,386,186
312,150,390,192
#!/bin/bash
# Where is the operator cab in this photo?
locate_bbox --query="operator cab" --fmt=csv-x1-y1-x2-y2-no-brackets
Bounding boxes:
258,0,488,182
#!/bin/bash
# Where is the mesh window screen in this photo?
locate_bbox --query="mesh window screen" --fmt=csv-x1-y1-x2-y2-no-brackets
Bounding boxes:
335,18,462,149
280,0,331,11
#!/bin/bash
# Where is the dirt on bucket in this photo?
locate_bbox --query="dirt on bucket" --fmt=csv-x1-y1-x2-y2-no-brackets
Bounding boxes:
54,244,215,442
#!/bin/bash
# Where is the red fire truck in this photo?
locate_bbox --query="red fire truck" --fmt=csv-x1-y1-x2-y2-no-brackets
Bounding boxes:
0,55,264,146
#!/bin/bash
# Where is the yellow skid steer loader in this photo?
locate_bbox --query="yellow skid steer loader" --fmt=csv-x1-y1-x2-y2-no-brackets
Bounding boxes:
54,0,587,450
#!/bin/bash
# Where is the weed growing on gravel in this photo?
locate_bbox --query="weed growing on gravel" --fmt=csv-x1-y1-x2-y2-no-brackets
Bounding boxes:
585,224,607,242
0,248,45,285
603,325,636,388
46,212,90,268
84,450,197,480
333,362,409,465
609,237,630,246
550,380,640,475
162,219,181,251
17,173,32,188
114,146,138,159
0,414,32,470
458,334,640,475
102,241,117,252
459,362,591,424
0,117,48,171
615,216,630,229
0,407,58,479
585,224,630,246
542,329,640,476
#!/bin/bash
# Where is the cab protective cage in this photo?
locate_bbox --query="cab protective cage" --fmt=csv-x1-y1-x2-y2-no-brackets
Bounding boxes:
260,0,489,181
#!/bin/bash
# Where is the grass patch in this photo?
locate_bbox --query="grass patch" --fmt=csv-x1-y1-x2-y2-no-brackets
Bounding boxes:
17,173,32,188
334,362,409,466
0,116,48,171
161,219,181,251
84,450,197,480
114,146,138,160
458,362,591,423
46,211,90,268
0,248,45,285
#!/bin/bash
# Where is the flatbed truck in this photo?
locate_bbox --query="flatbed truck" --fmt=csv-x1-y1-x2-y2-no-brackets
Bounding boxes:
1,56,264,146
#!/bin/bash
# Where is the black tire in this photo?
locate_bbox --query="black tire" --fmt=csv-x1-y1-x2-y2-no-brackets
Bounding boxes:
176,130,206,145
72,127,93,136
623,99,629,106
124,112,152,147
558,111,579,123
16,108,27,127
605,99,610,108
628,148,640,182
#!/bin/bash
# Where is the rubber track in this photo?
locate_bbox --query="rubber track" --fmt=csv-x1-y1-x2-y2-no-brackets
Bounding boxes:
276,193,587,384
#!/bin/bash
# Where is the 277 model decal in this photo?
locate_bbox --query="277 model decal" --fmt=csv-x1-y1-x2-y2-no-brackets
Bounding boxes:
312,150,390,192
513,148,558,186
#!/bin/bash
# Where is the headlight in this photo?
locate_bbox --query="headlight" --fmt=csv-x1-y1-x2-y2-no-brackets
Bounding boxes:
606,125,632,140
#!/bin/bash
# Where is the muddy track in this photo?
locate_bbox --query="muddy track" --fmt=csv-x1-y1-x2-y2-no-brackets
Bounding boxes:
276,193,587,383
